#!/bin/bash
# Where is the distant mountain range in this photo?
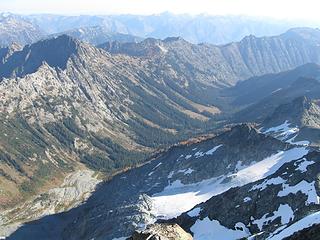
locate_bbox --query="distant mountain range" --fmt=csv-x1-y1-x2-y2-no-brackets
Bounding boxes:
1,21,320,240
24,12,315,44
1,12,320,46
0,13,44,46
49,26,143,45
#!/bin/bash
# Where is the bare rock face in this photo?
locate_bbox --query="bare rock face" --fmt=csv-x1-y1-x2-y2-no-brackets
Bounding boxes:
128,223,192,240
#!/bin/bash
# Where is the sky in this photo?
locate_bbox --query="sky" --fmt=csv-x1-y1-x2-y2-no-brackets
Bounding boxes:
1,0,320,22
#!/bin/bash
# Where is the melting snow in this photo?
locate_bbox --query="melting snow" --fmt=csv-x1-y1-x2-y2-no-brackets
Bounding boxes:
153,162,162,169
187,207,201,217
243,197,252,203
169,168,195,179
151,147,308,218
184,145,223,161
264,121,310,146
253,204,294,231
268,211,320,240
264,120,296,134
235,161,246,171
176,155,184,161
205,145,223,155
277,180,319,205
148,163,163,176
287,135,310,146
294,158,315,173
184,168,194,175
250,177,286,191
271,88,282,94
190,217,250,240
168,171,175,179
195,151,205,158
264,120,299,141
158,44,168,53
178,168,194,175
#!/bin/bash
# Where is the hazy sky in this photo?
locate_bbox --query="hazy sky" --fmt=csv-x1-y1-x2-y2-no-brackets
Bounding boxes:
1,0,320,21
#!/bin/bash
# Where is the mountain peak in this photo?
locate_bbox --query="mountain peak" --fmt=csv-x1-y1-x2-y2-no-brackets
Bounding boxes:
219,123,263,144
0,34,84,79
228,123,258,135
240,34,258,43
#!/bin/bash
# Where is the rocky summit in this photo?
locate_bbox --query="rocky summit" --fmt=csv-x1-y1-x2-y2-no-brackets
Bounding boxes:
1,9,320,240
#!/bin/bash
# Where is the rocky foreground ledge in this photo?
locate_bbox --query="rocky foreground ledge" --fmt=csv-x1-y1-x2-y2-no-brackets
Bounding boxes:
128,223,192,240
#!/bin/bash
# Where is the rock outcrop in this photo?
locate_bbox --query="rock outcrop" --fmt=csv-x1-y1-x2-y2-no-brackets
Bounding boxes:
128,224,192,240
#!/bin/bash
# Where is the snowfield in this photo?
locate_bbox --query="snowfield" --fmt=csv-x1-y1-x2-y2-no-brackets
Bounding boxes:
151,147,308,219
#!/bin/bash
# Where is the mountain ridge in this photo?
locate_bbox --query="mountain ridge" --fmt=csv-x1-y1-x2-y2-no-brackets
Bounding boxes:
99,27,320,88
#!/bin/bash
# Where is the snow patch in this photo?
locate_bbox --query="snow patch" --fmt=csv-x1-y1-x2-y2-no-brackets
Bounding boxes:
184,168,195,175
294,158,315,173
158,44,168,53
286,135,310,146
191,217,250,240
168,171,175,179
253,204,294,231
235,161,246,171
264,120,299,140
170,168,195,178
251,177,286,191
205,145,223,155
278,180,319,205
153,162,162,169
187,207,201,217
194,151,205,158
